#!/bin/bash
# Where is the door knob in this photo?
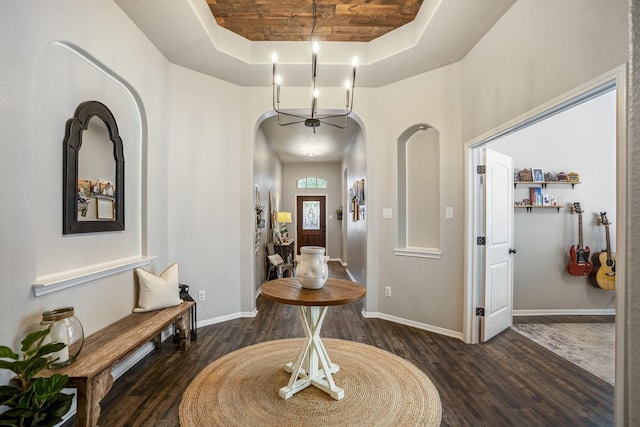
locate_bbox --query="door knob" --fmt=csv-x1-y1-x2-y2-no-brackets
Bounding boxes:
509,248,517,254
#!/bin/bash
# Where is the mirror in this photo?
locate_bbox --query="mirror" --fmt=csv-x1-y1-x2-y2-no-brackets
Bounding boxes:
63,101,124,234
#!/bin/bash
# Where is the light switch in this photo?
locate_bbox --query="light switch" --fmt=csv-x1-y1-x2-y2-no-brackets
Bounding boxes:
445,207,453,219
383,208,392,219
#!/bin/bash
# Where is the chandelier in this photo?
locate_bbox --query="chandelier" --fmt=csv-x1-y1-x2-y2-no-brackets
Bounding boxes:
271,0,357,131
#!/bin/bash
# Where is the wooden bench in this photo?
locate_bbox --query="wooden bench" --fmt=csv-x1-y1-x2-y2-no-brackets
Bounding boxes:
41,301,195,426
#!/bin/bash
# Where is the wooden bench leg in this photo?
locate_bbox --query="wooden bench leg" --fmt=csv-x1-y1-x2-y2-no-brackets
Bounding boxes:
91,369,114,425
74,368,113,426
176,309,192,351
73,379,91,427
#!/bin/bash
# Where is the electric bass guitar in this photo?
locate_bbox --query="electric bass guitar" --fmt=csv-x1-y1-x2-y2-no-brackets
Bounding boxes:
567,203,592,276
589,212,616,290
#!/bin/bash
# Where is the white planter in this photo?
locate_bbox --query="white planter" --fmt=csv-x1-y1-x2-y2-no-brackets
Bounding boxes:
296,246,329,289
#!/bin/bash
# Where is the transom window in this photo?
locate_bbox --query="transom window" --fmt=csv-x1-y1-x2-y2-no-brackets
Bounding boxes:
297,177,327,189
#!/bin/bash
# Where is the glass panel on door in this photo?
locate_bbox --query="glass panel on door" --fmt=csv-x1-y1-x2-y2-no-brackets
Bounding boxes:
303,201,320,230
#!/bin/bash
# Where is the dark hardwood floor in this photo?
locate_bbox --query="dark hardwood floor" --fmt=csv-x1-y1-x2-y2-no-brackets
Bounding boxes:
67,263,614,426
514,314,615,324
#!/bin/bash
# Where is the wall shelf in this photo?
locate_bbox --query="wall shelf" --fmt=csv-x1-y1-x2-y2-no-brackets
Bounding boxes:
32,255,156,297
514,205,564,213
514,181,581,189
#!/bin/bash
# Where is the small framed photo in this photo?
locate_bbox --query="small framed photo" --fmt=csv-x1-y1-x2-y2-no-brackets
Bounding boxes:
532,168,544,182
97,198,115,220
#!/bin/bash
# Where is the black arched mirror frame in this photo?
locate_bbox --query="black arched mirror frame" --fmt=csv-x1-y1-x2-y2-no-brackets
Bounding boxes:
63,101,125,234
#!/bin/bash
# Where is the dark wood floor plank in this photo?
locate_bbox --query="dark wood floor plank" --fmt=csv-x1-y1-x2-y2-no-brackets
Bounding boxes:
64,262,613,426
514,314,615,324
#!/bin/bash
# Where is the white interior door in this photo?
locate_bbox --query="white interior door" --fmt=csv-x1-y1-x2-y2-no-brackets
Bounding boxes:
482,148,514,341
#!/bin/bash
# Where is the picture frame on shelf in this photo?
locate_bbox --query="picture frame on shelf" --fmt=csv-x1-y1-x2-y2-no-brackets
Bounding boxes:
532,168,544,182
518,168,532,182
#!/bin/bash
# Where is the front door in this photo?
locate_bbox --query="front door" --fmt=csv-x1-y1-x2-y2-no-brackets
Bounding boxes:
296,196,326,254
482,148,514,341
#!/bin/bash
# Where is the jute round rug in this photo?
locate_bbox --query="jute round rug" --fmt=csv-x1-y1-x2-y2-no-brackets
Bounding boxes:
180,338,441,426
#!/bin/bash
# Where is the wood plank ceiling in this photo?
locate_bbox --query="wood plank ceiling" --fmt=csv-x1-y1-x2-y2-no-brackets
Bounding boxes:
206,0,424,42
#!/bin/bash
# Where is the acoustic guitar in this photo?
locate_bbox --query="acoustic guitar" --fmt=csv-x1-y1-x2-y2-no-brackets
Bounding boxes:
567,203,592,276
589,212,616,290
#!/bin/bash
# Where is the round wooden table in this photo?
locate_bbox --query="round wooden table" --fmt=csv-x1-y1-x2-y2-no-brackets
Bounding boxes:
261,277,366,401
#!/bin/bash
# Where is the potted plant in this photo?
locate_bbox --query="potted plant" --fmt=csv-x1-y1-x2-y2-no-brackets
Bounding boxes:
0,328,74,426
336,206,343,221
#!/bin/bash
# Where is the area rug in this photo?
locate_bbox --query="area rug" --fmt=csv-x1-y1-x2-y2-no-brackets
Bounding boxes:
511,323,614,385
180,338,442,426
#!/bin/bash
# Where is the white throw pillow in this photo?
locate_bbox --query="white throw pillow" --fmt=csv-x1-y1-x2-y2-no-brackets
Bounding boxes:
134,263,183,312
268,254,284,266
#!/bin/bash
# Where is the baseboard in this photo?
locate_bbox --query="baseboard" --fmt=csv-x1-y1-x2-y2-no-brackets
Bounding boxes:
200,309,464,343
197,309,257,328
362,310,464,341
513,308,616,316
344,268,357,282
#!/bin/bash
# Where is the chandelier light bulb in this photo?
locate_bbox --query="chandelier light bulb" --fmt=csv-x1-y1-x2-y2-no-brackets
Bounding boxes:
345,80,351,89
352,57,358,67
275,75,282,85
272,52,278,63
312,41,320,54
313,89,319,98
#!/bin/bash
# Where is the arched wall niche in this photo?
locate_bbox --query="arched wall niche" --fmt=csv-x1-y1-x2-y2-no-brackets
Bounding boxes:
396,123,441,259
32,41,151,296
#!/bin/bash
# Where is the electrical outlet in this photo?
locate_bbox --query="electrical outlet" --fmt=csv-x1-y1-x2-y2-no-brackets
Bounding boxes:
198,290,206,301
385,286,392,297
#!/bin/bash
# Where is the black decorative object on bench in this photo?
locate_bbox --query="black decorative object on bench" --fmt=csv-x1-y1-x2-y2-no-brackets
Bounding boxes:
177,283,198,341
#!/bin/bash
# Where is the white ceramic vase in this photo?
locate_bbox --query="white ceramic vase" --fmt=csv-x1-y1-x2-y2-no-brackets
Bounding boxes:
296,246,329,289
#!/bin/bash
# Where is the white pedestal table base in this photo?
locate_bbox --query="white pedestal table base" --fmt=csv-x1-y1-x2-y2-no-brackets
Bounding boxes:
279,305,344,400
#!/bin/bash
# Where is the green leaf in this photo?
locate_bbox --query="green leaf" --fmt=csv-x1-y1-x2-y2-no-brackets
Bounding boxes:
0,385,20,406
0,346,19,360
0,330,74,427
23,358,50,382
6,360,29,379
0,360,19,373
15,387,36,409
20,329,50,353
29,342,66,361
31,376,69,400
38,390,73,418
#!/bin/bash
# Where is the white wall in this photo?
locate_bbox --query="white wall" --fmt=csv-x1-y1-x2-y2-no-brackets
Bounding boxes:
337,62,465,334
168,65,244,320
461,0,628,141
490,90,617,311
0,1,171,376
342,127,368,284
